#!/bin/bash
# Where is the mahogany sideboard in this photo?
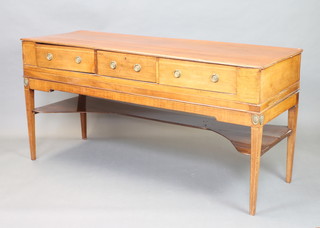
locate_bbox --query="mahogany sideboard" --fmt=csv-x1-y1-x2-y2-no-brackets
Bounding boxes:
21,31,302,215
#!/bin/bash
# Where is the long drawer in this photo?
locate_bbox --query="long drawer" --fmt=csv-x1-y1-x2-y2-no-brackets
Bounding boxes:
158,58,237,94
36,44,95,73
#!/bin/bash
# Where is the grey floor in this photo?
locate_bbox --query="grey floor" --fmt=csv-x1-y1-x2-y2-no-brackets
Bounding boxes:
0,114,319,228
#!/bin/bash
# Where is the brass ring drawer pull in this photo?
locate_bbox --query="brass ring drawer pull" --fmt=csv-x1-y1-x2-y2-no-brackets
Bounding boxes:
211,74,219,83
46,53,53,61
75,56,82,64
173,70,181,78
110,61,117,69
134,64,141,72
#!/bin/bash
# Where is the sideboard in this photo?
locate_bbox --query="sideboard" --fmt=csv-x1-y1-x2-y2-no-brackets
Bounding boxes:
21,31,302,215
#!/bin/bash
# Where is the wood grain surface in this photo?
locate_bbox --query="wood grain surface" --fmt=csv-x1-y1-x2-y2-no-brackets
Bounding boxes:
22,30,302,69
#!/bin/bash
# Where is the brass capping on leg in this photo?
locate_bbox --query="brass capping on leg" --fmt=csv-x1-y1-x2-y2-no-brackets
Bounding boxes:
259,115,264,125
24,78,29,87
252,114,264,125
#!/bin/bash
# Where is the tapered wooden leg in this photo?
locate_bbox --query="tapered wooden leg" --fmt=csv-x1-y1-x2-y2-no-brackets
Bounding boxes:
77,95,87,140
24,87,36,160
250,126,263,216
80,113,87,139
286,105,298,183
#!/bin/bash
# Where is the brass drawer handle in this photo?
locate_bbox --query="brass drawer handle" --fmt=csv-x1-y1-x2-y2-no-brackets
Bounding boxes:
46,53,53,61
110,61,117,69
75,56,82,64
211,74,219,83
173,70,181,78
133,64,141,72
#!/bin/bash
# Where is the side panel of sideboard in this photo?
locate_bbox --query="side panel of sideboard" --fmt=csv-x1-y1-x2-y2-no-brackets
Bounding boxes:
22,41,37,65
260,55,301,103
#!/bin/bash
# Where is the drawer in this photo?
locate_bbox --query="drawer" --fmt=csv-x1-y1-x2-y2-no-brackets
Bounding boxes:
36,44,95,73
97,51,156,82
159,58,237,94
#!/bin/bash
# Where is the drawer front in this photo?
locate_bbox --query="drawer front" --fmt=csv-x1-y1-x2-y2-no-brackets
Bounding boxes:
36,44,95,73
159,58,237,94
97,51,156,82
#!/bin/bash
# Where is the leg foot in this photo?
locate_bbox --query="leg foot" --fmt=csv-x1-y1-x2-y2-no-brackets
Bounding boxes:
24,87,36,160
286,105,298,183
249,126,263,215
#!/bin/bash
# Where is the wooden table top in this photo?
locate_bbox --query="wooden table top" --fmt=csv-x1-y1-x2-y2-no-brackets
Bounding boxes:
22,30,302,69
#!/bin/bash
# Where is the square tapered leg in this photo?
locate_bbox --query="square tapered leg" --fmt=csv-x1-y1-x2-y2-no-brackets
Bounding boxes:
249,126,263,215
24,87,36,160
286,105,298,183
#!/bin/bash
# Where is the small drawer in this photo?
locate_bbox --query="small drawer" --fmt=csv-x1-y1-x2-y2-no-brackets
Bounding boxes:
36,44,95,73
97,51,156,82
159,58,237,94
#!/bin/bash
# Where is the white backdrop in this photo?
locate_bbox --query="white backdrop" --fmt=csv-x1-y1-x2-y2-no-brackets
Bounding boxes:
0,0,319,227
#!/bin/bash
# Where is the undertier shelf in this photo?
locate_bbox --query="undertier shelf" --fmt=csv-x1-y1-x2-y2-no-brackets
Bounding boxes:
34,96,292,155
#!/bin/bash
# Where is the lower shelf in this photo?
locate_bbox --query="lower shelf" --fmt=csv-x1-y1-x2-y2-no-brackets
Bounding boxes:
34,95,292,155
